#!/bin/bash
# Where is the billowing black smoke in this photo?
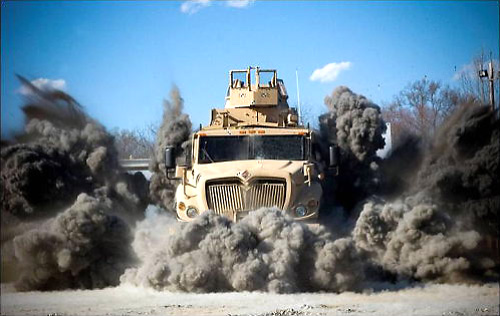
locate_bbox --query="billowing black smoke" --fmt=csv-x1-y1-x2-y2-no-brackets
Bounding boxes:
415,105,499,237
1,76,149,219
318,86,386,212
149,86,192,211
13,194,135,291
3,77,497,293
352,104,499,283
1,77,148,290
322,86,386,162
126,86,498,293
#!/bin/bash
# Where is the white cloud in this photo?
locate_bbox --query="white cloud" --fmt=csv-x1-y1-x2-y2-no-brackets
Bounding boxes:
180,0,253,14
225,0,254,8
309,62,352,83
180,0,212,14
19,78,67,96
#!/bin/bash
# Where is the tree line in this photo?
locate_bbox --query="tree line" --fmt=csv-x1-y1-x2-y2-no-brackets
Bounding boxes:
383,51,498,146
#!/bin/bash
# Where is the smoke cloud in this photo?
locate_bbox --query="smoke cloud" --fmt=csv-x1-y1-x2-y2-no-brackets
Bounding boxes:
354,199,483,282
322,86,386,162
1,76,149,218
319,86,387,212
352,104,499,283
121,207,364,293
149,86,192,211
2,76,498,294
121,86,498,293
415,105,499,234
1,76,149,290
13,194,136,291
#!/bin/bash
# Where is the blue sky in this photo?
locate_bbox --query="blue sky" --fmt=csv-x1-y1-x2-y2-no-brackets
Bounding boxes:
1,1,499,137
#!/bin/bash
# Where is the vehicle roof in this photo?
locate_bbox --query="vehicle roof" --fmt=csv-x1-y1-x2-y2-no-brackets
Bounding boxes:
195,126,310,137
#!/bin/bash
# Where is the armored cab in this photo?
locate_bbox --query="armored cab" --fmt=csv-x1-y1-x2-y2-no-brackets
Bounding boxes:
166,67,325,222
208,67,299,129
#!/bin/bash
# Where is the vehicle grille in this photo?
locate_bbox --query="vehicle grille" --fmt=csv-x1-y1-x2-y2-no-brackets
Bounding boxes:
206,178,286,218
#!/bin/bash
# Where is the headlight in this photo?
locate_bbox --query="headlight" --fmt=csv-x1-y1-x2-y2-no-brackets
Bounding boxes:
307,199,319,209
186,206,199,218
178,201,186,211
295,205,307,217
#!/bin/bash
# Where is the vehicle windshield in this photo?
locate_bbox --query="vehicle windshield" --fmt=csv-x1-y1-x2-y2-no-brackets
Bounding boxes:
198,135,308,163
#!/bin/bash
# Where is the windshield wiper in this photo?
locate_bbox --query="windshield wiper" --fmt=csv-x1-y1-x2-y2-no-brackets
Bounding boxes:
202,143,214,163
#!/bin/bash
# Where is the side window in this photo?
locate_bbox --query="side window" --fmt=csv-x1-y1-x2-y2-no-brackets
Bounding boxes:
259,71,275,87
232,72,247,88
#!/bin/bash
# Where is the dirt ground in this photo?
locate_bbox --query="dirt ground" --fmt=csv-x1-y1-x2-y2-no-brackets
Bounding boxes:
1,283,498,316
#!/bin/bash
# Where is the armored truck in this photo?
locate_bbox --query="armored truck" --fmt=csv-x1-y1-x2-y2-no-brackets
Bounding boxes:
165,67,336,222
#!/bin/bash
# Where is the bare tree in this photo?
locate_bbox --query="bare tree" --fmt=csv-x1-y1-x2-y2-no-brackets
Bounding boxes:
383,78,468,145
384,51,499,146
381,102,415,146
112,122,158,159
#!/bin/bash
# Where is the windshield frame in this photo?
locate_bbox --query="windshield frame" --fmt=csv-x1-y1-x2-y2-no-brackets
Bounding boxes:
196,134,310,164
229,68,277,89
231,71,248,88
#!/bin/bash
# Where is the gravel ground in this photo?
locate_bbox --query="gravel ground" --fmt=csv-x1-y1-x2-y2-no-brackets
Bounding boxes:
1,283,498,316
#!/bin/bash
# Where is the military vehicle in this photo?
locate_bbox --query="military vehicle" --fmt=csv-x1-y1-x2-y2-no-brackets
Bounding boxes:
165,67,337,222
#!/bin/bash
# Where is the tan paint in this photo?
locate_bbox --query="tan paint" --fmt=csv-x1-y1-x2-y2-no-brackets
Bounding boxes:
173,67,323,222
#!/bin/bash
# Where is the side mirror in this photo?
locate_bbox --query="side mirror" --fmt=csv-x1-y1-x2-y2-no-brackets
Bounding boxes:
329,145,339,168
165,146,175,169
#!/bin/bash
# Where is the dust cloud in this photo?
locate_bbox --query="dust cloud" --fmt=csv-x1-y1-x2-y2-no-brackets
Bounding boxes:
319,86,386,211
1,77,148,290
1,76,149,219
353,104,499,283
148,86,192,211
322,86,386,163
123,87,498,293
13,193,135,291
121,207,363,293
2,78,498,294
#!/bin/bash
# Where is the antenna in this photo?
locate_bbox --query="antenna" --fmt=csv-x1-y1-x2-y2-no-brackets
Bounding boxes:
295,68,303,125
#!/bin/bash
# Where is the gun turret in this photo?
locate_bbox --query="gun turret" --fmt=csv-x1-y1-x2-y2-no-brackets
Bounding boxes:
208,66,299,129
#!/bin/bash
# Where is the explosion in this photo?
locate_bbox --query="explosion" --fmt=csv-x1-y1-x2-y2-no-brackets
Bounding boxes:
121,207,363,293
13,193,135,291
149,86,192,211
353,104,499,283
1,77,148,290
1,78,497,294
122,86,498,293
319,86,386,211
